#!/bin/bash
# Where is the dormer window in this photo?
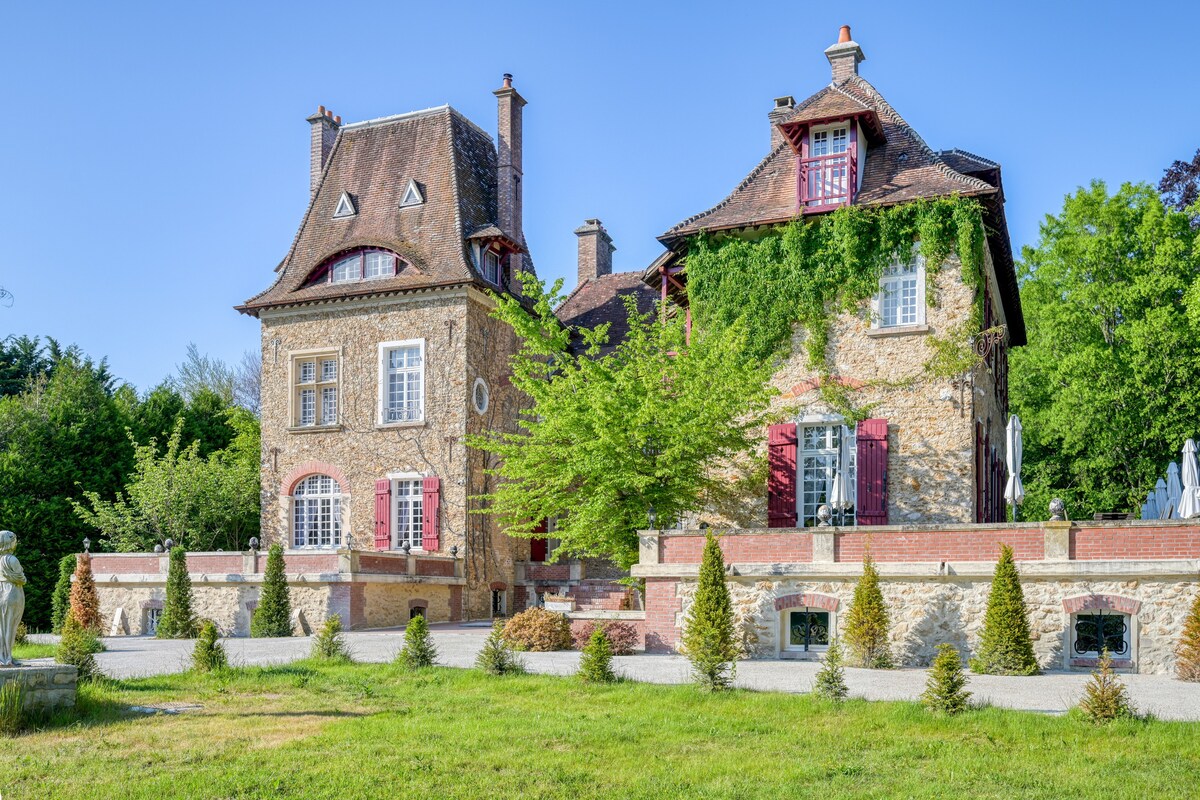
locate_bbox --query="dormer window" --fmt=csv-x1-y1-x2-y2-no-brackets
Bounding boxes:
800,121,857,209
320,248,403,285
482,249,501,285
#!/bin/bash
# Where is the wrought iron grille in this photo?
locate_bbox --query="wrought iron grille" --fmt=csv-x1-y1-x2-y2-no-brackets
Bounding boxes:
1073,611,1128,656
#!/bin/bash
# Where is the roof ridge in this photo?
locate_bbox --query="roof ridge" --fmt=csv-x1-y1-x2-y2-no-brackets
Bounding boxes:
845,77,994,194
937,147,1001,169
664,141,791,236
444,109,477,282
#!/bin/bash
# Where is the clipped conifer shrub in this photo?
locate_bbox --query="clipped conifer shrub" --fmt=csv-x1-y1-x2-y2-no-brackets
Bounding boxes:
843,551,893,669
157,547,197,639
922,643,971,715
812,638,848,702
476,621,525,676
251,543,292,638
51,554,76,634
1176,589,1200,681
501,607,573,652
68,554,102,632
681,531,738,690
396,613,438,670
571,620,639,655
311,615,351,662
1079,650,1135,724
56,616,100,681
578,626,617,684
192,619,228,673
970,544,1038,675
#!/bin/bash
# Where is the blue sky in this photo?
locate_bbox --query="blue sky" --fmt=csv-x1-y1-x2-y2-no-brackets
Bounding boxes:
1,0,1197,391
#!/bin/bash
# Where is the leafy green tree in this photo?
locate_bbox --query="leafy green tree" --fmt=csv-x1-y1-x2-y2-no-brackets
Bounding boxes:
251,544,292,638
396,613,437,669
0,335,53,397
922,643,971,715
812,638,848,702
50,554,76,634
74,410,260,552
681,532,738,690
1160,148,1200,214
469,273,774,568
1011,182,1200,518
157,547,196,639
843,552,893,669
577,626,617,684
0,355,130,629
971,544,1038,676
192,619,228,673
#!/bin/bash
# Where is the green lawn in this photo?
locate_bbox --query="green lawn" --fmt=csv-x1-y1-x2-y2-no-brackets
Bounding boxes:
13,642,57,660
0,661,1196,799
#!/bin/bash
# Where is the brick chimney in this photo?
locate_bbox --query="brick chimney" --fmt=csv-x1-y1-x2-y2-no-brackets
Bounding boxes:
768,96,795,150
306,106,340,195
824,25,865,83
574,219,615,285
493,74,527,273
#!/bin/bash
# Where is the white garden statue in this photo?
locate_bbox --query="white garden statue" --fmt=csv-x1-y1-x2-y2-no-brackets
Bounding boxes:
0,531,26,666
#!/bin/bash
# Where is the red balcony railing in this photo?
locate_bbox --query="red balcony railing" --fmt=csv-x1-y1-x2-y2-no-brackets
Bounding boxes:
798,147,857,210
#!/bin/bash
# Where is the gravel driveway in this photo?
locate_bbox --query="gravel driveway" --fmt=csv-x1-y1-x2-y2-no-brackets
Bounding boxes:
28,627,1200,721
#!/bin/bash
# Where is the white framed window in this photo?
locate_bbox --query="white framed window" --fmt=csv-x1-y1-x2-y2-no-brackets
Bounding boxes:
293,352,339,428
392,478,424,549
782,607,834,652
810,124,849,157
330,254,360,283
482,249,501,285
378,340,425,425
799,418,856,527
875,247,926,328
293,474,343,548
1071,611,1132,659
327,249,399,284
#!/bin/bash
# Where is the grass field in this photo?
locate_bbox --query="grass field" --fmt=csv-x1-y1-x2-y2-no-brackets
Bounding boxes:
13,642,57,660
0,660,1196,799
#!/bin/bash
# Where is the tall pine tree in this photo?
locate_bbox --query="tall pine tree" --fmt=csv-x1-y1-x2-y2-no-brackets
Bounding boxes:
157,546,196,639
843,551,892,668
251,543,292,637
971,544,1038,675
681,531,738,690
50,554,76,634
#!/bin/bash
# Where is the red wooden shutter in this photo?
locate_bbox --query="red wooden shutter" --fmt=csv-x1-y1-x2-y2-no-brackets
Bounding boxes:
374,479,391,551
767,423,798,528
530,519,548,562
421,476,441,551
856,418,889,525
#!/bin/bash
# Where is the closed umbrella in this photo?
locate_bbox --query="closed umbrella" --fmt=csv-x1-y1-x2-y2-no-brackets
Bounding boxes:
827,425,853,524
1155,478,1170,520
1178,440,1200,519
1004,415,1025,519
1142,490,1158,520
1166,462,1183,520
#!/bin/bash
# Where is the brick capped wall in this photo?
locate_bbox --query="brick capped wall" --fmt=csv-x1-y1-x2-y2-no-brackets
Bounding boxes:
833,527,1044,562
661,533,813,563
1070,525,1200,560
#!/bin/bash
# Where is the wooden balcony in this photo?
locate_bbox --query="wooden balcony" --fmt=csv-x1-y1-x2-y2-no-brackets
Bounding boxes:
798,146,857,211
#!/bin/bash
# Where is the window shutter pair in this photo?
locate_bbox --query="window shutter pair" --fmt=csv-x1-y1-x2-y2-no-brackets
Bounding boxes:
373,476,442,551
855,419,889,526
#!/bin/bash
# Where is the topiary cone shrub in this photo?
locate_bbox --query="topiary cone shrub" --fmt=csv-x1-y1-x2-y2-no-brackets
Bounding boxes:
251,543,292,638
812,638,848,702
922,643,971,715
397,613,438,669
311,615,352,662
970,544,1039,676
476,621,525,676
578,626,617,684
501,607,573,651
51,554,76,634
1175,589,1200,681
192,619,228,673
843,551,893,669
1079,650,1135,724
681,531,738,691
56,616,100,681
157,546,197,639
67,554,102,633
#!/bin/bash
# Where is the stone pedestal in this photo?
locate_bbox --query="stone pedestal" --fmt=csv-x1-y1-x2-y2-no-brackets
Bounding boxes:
0,664,77,710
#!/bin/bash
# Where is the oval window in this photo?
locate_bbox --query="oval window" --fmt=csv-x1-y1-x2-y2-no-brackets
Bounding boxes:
472,378,489,415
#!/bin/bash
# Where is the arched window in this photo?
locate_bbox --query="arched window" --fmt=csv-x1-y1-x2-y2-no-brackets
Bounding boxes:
315,248,403,285
293,474,343,548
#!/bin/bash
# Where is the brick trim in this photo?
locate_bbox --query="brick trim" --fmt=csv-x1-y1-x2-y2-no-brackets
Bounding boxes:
774,592,839,612
1062,594,1142,615
408,598,429,610
489,581,508,591
139,599,163,610
782,376,865,399
281,461,351,495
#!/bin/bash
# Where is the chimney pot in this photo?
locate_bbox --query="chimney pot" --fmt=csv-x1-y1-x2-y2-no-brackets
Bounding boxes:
838,24,851,43
318,104,326,116
768,96,796,150
326,109,333,118
502,73,513,89
334,115,341,125
825,26,865,82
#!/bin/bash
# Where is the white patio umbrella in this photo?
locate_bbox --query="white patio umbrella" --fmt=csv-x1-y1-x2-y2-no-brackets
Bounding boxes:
827,425,853,523
1155,478,1170,520
1004,415,1025,518
1141,490,1158,520
1178,440,1200,519
1165,462,1183,520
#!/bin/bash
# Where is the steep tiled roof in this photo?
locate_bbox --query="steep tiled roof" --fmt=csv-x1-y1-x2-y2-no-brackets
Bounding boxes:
662,76,997,240
555,272,658,357
239,105,517,315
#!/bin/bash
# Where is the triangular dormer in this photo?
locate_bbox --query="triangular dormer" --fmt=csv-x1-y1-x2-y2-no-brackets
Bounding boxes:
399,179,424,208
333,192,356,219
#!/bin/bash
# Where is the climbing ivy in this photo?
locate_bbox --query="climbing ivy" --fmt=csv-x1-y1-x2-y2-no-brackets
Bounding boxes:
685,197,986,371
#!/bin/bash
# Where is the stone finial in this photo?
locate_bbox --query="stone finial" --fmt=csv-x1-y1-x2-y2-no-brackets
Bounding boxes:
817,504,833,527
1049,498,1066,521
